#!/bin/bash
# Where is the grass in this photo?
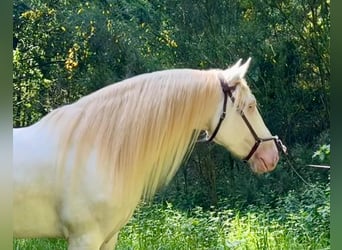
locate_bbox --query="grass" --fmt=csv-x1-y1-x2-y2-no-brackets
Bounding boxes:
14,184,330,250
116,201,329,250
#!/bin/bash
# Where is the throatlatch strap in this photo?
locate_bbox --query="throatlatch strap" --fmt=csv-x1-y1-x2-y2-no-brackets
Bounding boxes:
205,79,236,142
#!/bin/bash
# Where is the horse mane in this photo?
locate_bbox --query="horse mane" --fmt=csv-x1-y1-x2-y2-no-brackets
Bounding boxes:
40,68,251,203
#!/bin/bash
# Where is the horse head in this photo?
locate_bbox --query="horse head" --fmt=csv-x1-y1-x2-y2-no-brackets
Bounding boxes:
208,58,284,174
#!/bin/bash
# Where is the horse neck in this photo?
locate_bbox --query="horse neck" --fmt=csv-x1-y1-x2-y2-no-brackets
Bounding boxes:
36,69,223,203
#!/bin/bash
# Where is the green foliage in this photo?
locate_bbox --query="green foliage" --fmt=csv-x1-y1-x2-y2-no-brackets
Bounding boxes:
313,144,330,163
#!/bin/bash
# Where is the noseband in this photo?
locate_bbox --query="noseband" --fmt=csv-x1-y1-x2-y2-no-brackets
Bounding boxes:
202,79,287,162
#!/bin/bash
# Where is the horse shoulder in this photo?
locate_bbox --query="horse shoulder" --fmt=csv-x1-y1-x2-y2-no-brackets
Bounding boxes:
13,123,62,237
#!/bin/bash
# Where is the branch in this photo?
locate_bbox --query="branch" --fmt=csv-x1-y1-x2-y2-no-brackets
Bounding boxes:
307,164,330,169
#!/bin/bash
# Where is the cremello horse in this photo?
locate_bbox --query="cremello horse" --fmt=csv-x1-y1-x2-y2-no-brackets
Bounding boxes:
14,58,282,249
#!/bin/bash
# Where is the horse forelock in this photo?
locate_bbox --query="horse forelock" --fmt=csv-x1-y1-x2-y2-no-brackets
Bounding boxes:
43,69,222,202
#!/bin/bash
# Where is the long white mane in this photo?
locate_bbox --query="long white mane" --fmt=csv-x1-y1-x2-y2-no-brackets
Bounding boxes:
39,68,250,203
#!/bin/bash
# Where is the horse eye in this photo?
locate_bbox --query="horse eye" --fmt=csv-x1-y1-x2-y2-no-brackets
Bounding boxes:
248,101,256,110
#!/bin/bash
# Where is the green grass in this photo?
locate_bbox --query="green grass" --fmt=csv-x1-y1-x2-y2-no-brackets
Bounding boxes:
14,190,329,250
115,201,329,250
14,238,67,250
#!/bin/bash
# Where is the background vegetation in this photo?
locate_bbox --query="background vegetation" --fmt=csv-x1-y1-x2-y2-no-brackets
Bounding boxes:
13,0,330,249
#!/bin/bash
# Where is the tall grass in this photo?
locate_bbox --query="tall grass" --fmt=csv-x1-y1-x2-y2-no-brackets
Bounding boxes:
14,183,329,250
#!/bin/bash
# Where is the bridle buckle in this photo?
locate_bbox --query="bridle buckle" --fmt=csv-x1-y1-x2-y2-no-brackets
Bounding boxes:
275,137,287,155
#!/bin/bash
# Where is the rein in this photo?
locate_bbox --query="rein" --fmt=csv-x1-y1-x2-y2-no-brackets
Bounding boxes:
200,78,287,162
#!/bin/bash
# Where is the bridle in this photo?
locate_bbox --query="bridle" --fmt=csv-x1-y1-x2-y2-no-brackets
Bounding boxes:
200,78,287,162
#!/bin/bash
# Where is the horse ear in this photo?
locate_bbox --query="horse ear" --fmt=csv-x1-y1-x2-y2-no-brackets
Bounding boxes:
223,58,251,82
231,58,243,69
237,57,251,78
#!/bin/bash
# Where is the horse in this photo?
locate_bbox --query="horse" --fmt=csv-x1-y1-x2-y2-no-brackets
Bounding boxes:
13,58,285,249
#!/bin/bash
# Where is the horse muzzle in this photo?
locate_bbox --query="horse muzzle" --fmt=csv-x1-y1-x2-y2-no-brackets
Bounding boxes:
247,136,287,174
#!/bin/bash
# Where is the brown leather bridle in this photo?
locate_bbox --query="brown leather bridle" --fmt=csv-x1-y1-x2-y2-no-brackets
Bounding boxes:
201,78,287,162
